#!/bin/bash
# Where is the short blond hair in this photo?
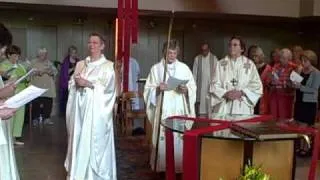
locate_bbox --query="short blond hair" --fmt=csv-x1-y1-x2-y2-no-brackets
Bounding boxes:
302,50,318,66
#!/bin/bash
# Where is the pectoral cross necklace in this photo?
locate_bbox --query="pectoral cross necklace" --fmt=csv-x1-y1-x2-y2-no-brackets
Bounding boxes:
230,58,239,88
231,78,239,87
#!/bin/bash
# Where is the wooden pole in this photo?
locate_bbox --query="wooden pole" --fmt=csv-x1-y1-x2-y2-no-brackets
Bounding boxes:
153,11,174,172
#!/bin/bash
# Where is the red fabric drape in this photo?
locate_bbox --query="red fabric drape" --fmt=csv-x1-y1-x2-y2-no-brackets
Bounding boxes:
164,116,319,180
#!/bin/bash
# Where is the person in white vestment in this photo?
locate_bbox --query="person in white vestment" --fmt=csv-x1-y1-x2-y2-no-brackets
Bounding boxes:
209,36,263,117
144,40,196,172
64,32,117,180
193,42,218,116
0,23,21,180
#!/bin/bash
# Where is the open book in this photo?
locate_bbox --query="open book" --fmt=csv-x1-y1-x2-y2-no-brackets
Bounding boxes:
231,121,299,140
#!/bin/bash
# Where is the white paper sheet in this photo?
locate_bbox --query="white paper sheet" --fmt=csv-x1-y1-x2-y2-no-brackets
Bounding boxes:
290,71,303,83
166,76,189,90
14,68,35,85
3,85,47,109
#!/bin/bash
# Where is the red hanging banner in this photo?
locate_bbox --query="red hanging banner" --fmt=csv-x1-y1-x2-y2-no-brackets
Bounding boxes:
117,0,124,61
117,0,138,92
131,0,138,43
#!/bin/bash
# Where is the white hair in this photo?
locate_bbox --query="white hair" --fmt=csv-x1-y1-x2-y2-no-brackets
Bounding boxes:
37,47,47,56
280,48,292,60
255,47,265,58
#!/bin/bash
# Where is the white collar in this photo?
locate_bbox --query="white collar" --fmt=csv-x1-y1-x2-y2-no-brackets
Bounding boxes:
85,55,106,67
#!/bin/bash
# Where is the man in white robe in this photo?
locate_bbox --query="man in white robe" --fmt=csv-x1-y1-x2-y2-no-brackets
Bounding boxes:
144,40,196,172
64,33,117,180
0,23,20,180
193,42,218,116
209,36,262,117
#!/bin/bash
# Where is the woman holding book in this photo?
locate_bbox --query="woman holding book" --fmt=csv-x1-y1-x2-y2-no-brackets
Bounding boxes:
0,45,28,145
292,50,320,156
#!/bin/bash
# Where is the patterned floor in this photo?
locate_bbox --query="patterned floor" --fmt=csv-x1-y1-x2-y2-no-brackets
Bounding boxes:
116,136,156,180
14,116,319,180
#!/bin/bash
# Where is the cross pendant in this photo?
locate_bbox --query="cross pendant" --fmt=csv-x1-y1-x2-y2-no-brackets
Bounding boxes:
231,78,238,87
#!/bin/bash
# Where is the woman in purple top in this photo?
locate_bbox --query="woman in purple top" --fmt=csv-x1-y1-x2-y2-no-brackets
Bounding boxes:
59,46,79,116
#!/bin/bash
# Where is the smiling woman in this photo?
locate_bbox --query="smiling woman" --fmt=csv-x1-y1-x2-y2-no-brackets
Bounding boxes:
65,32,117,180
0,44,28,145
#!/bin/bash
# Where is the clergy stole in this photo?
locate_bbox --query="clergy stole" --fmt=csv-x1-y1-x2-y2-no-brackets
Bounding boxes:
196,53,216,100
210,56,263,115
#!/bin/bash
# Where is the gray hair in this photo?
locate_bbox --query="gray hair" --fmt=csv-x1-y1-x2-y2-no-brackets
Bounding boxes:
37,47,47,56
280,48,292,60
255,47,265,58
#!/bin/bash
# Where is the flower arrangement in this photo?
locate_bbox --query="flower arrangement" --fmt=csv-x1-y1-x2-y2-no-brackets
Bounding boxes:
219,161,271,180
237,162,270,180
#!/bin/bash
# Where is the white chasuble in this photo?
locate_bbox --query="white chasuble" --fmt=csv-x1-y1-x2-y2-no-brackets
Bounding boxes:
143,59,196,172
0,76,20,180
209,56,262,117
192,52,218,115
65,55,117,180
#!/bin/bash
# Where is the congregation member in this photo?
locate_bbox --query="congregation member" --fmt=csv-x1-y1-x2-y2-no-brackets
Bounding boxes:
59,45,79,116
250,46,272,114
30,47,57,125
269,48,281,67
291,45,303,73
0,22,20,180
269,48,297,120
293,50,320,156
0,45,28,145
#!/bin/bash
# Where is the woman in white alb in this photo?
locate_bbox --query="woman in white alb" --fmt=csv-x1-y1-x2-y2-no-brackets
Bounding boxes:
65,32,117,180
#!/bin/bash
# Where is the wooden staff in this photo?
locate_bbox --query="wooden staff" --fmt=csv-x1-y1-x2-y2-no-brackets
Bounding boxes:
114,18,122,134
153,11,174,171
